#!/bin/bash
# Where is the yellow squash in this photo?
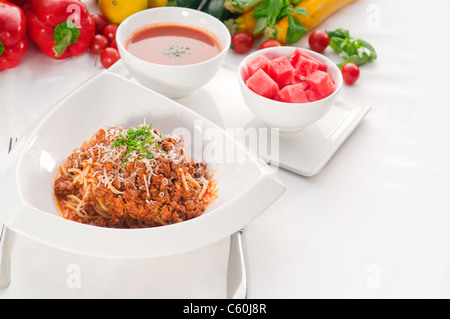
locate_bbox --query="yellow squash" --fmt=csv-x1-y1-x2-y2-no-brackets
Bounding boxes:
147,0,168,7
224,8,260,35
265,0,357,44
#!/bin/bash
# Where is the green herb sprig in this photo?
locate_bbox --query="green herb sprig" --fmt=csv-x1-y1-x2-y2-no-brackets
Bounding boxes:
113,124,160,165
234,0,309,45
327,28,377,68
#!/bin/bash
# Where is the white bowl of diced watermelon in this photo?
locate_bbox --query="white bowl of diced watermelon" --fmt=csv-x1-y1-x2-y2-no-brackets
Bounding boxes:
238,47,343,132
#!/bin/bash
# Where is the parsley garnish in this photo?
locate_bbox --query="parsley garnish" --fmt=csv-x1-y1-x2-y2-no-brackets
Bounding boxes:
162,44,191,58
113,124,158,165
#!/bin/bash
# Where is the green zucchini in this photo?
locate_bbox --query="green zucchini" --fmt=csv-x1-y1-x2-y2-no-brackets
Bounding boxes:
166,0,203,9
201,0,234,21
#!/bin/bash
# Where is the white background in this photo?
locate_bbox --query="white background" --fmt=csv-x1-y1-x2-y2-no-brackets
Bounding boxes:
1,0,450,298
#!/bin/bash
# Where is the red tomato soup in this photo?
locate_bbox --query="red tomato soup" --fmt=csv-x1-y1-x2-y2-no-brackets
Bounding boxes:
125,23,221,66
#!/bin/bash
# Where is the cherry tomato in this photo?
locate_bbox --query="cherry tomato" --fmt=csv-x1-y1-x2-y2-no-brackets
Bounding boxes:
308,30,330,53
91,14,109,35
341,62,360,85
102,24,119,42
259,39,282,50
90,34,109,55
110,38,117,50
231,32,255,54
100,47,120,68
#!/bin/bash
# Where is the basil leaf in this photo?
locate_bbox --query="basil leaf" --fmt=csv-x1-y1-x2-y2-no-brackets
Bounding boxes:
234,0,261,8
286,6,308,17
253,0,269,18
328,37,346,54
337,55,367,68
327,28,377,67
267,0,284,27
286,15,307,45
254,17,268,34
359,39,377,60
327,28,350,39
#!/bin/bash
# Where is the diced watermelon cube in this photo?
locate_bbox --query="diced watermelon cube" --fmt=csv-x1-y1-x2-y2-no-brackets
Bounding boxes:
244,55,270,81
290,48,327,72
268,56,295,88
246,68,279,99
289,77,309,90
305,70,336,98
305,88,322,102
274,83,309,103
293,55,319,77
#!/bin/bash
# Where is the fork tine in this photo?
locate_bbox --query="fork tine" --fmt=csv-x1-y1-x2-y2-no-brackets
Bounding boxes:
1,137,17,289
8,137,17,154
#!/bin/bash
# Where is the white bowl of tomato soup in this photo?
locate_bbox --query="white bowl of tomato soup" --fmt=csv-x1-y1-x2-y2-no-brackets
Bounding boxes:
116,7,231,98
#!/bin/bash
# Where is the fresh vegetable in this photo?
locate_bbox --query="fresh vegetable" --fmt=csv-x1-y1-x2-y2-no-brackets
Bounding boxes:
6,0,28,7
89,34,109,55
98,0,148,24
308,29,329,53
147,0,168,7
224,0,257,13
91,14,109,35
264,0,356,45
89,20,120,69
254,0,308,44
102,24,118,42
166,0,203,9
25,0,95,59
327,28,377,68
100,47,120,68
231,31,255,53
341,62,359,85
224,7,258,35
202,0,233,21
0,0,28,70
243,48,336,103
226,0,308,44
259,39,281,49
110,38,117,50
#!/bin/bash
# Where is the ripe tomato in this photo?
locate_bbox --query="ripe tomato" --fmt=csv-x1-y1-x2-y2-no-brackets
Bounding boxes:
231,32,255,54
259,39,282,50
102,24,118,42
100,47,120,68
90,34,109,55
91,14,109,35
308,30,330,53
110,38,117,50
341,62,360,85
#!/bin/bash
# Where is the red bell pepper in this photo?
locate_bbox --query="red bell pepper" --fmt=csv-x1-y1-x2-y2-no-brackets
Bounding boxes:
25,0,95,59
7,0,29,7
0,0,28,70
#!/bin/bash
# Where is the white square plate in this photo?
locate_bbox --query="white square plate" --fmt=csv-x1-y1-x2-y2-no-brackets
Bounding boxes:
0,71,285,258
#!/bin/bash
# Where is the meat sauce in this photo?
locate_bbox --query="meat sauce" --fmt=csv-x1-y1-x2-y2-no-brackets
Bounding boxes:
53,125,217,228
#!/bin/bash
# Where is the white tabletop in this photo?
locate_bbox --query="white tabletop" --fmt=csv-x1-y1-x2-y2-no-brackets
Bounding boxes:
1,0,450,298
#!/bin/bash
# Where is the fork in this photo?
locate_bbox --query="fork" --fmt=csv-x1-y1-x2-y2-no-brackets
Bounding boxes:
227,229,247,299
0,137,17,289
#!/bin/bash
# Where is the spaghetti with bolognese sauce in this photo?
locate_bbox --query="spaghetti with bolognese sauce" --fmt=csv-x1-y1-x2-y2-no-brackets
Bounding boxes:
53,123,217,228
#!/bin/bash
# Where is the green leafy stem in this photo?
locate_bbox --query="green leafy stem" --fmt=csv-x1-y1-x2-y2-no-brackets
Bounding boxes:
327,28,377,68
